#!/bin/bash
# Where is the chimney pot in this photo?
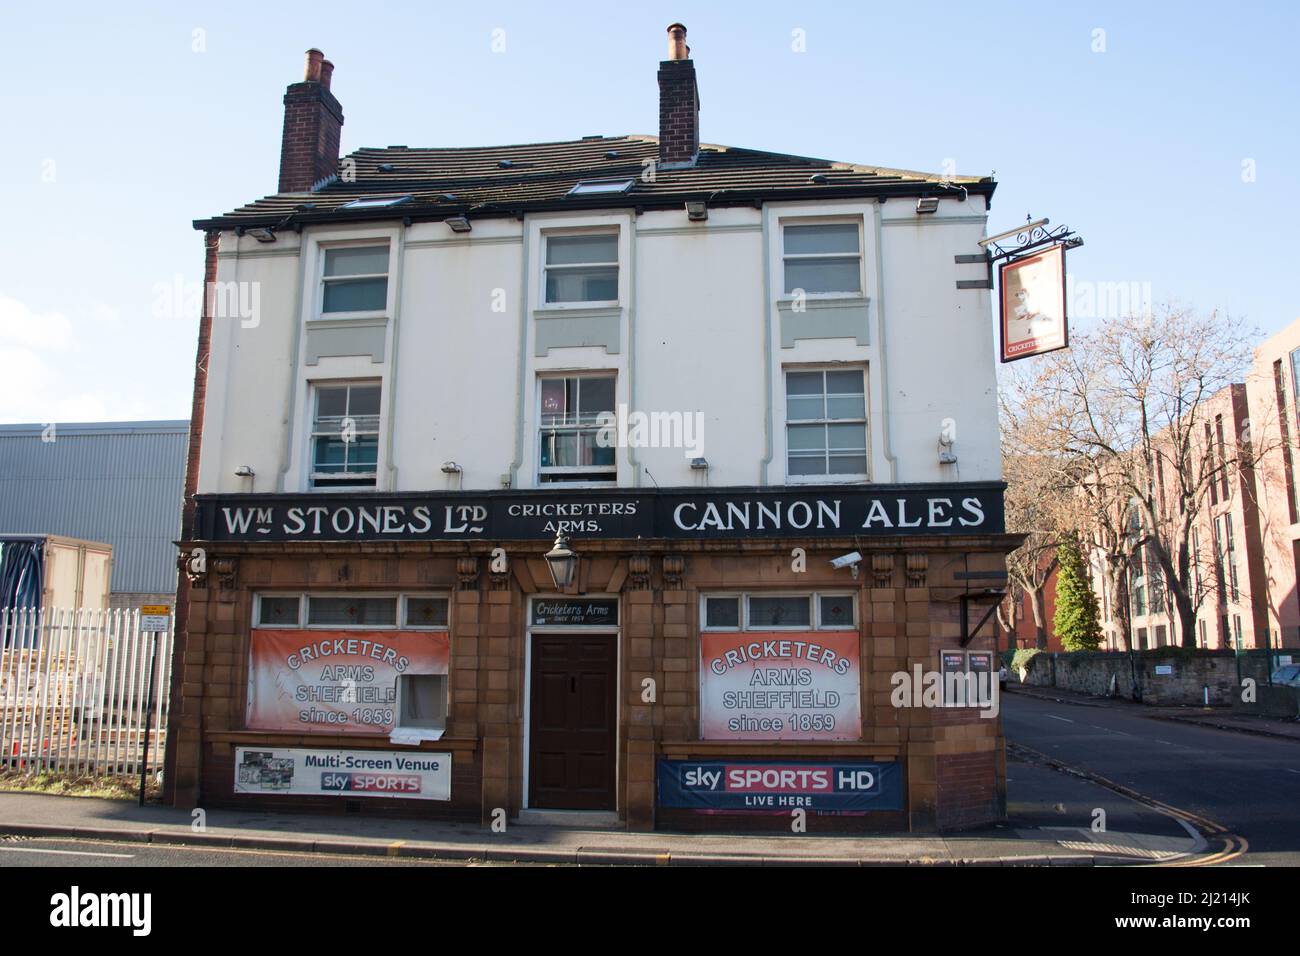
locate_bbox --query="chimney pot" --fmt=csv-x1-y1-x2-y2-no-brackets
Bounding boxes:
280,50,344,193
666,23,688,60
304,48,324,82
658,24,699,165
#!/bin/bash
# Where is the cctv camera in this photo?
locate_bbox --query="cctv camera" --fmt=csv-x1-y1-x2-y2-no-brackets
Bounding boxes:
830,551,863,569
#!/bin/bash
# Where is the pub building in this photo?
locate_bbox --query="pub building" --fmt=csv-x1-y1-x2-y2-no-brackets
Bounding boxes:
165,25,1017,832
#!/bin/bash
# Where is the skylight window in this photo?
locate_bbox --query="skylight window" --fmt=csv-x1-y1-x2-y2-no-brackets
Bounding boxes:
340,195,413,209
567,179,635,197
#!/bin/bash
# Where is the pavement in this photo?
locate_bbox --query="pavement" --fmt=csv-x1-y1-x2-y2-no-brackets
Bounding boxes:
4,686,1282,867
0,755,1206,867
1006,683,1300,742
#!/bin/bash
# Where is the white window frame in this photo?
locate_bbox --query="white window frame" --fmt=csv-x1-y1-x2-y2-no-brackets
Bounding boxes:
780,218,865,299
700,591,857,632
248,590,301,629
317,240,392,320
783,366,870,483
251,592,451,631
308,379,383,489
700,593,743,632
566,179,634,197
814,592,859,630
536,371,618,486
401,593,453,631
541,229,620,307
304,593,400,630
339,195,412,210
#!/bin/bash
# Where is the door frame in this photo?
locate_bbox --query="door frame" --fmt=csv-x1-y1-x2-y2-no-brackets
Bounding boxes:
521,594,621,812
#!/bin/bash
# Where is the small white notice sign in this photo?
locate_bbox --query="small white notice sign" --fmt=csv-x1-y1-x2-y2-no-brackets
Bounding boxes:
140,605,170,631
1154,664,1173,676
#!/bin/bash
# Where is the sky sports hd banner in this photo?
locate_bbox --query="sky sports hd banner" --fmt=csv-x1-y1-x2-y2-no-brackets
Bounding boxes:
657,760,902,813
234,747,451,801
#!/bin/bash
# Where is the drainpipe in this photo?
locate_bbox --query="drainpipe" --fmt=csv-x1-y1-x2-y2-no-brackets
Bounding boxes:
163,228,220,807
277,233,310,491
626,216,641,485
871,203,898,479
508,220,530,487
383,226,407,489
759,208,773,484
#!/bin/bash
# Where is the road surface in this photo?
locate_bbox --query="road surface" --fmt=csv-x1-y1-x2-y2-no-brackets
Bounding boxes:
1003,692,1300,864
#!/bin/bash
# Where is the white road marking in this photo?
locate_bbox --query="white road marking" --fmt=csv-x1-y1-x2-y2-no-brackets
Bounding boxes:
1285,769,1300,775
1090,725,1132,736
1046,715,1073,723
0,845,134,859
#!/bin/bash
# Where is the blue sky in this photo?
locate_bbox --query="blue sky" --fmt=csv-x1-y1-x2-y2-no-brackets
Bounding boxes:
0,1,1296,423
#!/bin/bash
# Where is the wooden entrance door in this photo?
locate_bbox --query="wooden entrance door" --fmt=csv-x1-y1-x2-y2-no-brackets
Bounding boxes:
528,634,617,810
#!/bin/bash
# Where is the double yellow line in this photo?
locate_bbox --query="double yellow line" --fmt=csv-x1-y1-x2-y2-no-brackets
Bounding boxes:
1009,742,1246,867
1120,785,1249,867
1161,834,1249,868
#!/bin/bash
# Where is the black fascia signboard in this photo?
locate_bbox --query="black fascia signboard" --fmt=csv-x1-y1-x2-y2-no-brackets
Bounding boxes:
194,483,1006,543
531,599,620,627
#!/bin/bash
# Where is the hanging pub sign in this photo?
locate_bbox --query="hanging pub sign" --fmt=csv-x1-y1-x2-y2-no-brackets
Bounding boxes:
999,243,1068,363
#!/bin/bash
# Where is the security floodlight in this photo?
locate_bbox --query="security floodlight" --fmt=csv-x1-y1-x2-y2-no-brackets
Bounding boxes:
445,216,472,233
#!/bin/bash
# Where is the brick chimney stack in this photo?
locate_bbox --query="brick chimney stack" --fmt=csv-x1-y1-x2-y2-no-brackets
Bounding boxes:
657,23,700,166
278,48,345,193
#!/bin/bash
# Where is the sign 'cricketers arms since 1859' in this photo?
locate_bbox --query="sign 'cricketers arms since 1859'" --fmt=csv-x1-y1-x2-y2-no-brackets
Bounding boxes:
195,483,1005,542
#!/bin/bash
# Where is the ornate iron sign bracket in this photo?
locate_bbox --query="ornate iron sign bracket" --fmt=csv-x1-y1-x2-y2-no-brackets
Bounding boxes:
983,218,1084,263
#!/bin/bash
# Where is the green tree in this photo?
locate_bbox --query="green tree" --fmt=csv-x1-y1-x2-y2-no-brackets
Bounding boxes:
1054,536,1103,651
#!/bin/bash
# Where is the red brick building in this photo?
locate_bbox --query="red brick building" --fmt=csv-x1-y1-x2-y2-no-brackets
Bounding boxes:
164,26,1016,832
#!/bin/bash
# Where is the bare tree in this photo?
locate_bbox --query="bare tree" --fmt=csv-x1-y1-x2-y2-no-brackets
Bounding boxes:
1033,307,1263,648
995,579,1023,648
999,372,1074,649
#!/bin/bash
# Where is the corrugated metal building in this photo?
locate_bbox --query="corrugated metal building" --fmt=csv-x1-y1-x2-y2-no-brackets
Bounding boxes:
0,421,188,605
